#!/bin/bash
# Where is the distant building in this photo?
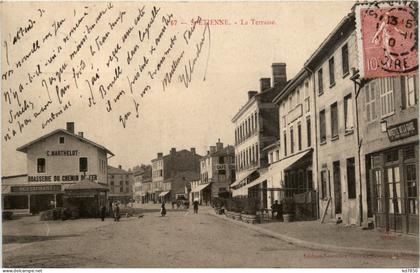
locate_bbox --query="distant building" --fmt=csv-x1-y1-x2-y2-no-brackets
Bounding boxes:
191,139,235,204
151,148,201,203
230,63,288,208
107,165,134,204
132,165,152,203
2,122,113,214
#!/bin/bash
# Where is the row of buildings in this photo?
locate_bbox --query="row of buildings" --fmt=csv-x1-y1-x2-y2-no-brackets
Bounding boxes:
132,140,235,205
230,6,418,235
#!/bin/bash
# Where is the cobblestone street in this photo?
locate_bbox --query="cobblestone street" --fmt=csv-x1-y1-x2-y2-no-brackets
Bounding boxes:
2,205,418,268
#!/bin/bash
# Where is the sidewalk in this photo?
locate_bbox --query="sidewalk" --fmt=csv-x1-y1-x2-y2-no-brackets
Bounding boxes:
209,210,419,258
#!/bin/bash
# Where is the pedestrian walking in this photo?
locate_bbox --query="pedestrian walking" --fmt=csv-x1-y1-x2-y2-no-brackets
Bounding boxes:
193,200,199,214
100,205,106,221
113,202,120,221
160,201,166,217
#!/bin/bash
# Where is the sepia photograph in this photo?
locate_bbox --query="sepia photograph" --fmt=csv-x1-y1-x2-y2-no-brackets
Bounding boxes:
1,0,419,270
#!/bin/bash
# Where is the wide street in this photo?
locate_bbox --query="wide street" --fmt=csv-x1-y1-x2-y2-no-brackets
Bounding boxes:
2,204,418,268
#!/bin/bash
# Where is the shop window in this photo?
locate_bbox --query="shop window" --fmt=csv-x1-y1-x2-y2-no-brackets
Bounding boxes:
342,43,349,76
404,146,415,160
344,94,354,132
380,78,395,117
406,164,418,215
37,158,46,173
297,123,302,151
319,110,326,143
306,117,311,147
347,158,356,199
329,57,335,86
3,195,28,210
59,136,65,144
318,68,324,95
385,150,398,163
386,166,401,214
366,81,377,122
330,102,338,139
79,157,88,172
373,169,383,213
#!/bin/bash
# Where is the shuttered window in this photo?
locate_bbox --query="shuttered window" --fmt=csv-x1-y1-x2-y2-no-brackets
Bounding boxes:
380,78,395,117
366,81,377,122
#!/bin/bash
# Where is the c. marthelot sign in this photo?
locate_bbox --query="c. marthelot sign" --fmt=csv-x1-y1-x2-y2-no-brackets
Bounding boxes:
387,119,418,142
355,2,418,78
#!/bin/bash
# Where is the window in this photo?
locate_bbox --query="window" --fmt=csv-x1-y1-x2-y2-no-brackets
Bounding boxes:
283,131,287,157
403,75,417,108
79,157,88,172
386,166,401,214
347,158,356,199
110,181,114,186
321,170,328,199
269,152,273,163
341,43,349,76
330,102,338,138
305,97,310,113
37,158,46,173
219,156,225,164
290,127,294,154
297,123,302,151
380,78,395,117
406,164,418,215
275,150,280,161
120,186,124,193
282,116,286,128
344,94,354,132
373,169,383,213
319,110,326,143
329,57,335,86
296,89,300,106
59,136,65,144
306,117,311,147
366,81,377,122
318,68,324,94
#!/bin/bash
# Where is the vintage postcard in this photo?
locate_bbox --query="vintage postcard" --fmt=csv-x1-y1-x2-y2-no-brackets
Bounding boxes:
1,0,419,270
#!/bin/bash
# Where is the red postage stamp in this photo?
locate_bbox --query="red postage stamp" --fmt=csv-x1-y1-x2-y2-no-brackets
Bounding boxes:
357,4,418,78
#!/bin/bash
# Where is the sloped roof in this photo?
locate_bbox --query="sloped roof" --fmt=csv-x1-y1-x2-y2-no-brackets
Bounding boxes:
108,165,130,174
16,129,114,156
64,180,109,191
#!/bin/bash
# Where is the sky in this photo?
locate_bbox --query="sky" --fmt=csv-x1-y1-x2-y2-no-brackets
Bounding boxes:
1,1,355,176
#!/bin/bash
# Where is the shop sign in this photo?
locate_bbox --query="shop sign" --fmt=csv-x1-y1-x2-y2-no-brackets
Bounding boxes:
387,119,418,142
66,192,96,198
355,2,418,79
216,164,226,170
46,150,79,156
28,174,98,182
11,185,61,193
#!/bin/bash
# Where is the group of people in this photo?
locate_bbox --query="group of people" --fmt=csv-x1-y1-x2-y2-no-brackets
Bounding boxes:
99,202,121,221
160,200,200,216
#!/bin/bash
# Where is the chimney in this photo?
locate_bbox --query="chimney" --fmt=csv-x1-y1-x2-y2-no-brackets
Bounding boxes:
216,139,223,151
209,146,216,154
260,78,271,92
66,122,75,134
190,147,196,155
272,63,287,87
170,148,176,154
157,152,163,158
78,132,84,138
248,91,258,100
118,165,122,169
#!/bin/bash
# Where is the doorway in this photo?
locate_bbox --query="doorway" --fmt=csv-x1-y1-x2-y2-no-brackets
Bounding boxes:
333,161,342,214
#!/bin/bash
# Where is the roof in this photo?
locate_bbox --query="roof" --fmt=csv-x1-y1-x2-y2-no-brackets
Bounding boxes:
108,165,130,174
151,149,202,162
304,12,355,70
2,174,27,179
272,69,308,104
202,145,235,159
16,129,114,156
64,180,109,191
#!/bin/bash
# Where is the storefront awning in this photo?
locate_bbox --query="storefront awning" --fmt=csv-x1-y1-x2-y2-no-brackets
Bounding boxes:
230,168,258,188
158,191,170,197
240,169,269,191
191,183,211,193
269,149,312,174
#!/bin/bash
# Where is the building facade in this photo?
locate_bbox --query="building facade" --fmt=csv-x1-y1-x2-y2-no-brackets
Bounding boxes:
272,68,318,220
2,122,113,214
108,165,134,204
192,140,235,204
359,75,419,234
151,148,201,203
231,63,288,206
133,165,152,203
